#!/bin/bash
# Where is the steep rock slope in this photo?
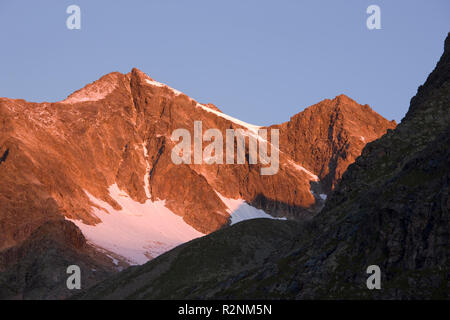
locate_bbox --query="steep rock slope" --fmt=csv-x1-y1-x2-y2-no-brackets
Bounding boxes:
77,33,449,300
0,68,393,265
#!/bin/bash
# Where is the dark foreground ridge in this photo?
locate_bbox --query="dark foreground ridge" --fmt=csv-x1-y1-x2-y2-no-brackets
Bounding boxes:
76,33,450,300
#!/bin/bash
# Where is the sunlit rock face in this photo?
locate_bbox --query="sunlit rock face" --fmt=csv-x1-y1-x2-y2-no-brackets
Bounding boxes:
0,67,395,298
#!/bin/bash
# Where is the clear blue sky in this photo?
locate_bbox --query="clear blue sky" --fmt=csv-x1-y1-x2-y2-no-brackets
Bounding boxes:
0,1,449,125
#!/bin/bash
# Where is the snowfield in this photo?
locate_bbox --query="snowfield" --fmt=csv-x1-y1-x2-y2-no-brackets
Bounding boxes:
216,192,286,225
69,184,205,265
68,184,285,265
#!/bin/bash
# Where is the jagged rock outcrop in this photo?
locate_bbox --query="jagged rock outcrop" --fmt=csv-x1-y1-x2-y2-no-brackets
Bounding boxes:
76,33,449,300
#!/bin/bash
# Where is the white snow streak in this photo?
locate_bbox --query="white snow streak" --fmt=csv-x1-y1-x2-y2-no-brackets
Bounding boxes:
216,192,286,225
288,160,319,181
197,103,261,134
144,75,261,134
142,143,151,199
145,79,183,96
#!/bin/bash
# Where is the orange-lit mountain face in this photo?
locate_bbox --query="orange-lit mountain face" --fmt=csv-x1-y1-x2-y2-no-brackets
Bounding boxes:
76,33,450,301
0,68,395,291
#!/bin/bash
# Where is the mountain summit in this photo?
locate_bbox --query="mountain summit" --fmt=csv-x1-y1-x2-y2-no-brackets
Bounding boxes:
0,67,394,298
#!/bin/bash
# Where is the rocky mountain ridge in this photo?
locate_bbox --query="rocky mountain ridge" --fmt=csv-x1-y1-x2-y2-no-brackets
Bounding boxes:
1,62,394,298
75,33,449,300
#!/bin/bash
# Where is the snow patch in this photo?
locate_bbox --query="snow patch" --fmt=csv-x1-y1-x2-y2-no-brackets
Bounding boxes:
319,193,327,200
69,184,205,265
288,160,319,181
142,143,151,199
216,192,286,225
107,255,119,266
144,79,165,88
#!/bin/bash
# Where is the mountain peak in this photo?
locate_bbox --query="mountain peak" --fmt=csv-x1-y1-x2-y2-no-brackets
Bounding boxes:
62,72,124,104
0,64,401,298
129,67,151,82
333,93,356,105
277,94,396,192
62,68,165,105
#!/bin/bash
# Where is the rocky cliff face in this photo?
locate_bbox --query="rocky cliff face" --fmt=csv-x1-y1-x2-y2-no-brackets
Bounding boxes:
0,61,394,298
76,33,449,300
274,95,396,193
